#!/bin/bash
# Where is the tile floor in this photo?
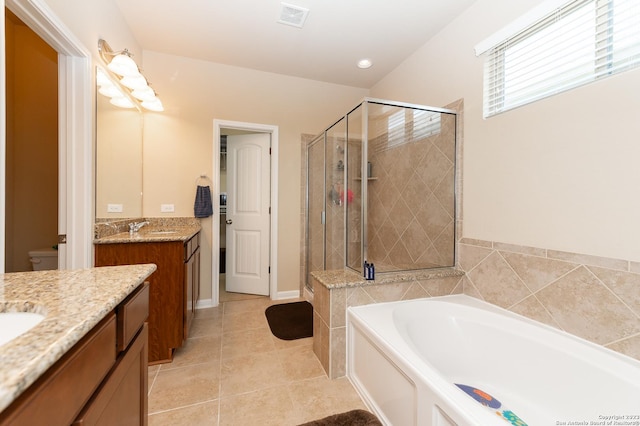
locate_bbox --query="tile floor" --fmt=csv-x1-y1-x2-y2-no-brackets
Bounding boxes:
147,288,368,425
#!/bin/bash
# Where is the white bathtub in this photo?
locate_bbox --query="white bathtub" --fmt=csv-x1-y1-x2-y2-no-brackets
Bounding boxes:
346,294,640,426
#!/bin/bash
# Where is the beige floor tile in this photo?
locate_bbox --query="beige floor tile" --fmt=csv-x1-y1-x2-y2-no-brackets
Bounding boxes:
221,327,276,360
148,401,219,426
277,344,326,382
148,365,161,396
190,316,223,338
148,293,366,424
222,308,270,333
220,289,265,303
222,297,272,315
149,361,221,414
271,335,313,350
195,306,223,320
287,376,368,423
162,334,222,370
219,385,301,426
220,351,287,396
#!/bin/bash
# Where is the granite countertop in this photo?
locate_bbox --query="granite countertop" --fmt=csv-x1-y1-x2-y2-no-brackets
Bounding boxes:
311,267,465,289
94,225,201,244
0,264,156,413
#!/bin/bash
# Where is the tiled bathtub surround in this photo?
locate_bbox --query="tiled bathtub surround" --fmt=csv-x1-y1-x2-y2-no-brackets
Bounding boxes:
459,239,640,361
312,268,464,378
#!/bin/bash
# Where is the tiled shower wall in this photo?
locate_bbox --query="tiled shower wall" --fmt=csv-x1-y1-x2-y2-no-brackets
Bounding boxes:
460,238,640,361
367,112,456,271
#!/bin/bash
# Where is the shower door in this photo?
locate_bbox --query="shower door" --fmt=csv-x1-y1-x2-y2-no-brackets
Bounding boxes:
305,117,347,292
325,118,346,271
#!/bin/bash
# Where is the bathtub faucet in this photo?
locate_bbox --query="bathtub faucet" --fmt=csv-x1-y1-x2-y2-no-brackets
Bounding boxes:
129,221,149,233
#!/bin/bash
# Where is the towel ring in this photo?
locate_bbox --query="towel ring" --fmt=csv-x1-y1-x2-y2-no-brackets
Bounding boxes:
196,174,212,185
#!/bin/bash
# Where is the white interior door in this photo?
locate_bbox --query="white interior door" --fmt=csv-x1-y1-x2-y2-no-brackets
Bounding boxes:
226,133,271,295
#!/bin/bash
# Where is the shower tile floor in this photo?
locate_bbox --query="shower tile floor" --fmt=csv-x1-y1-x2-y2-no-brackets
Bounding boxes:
147,294,368,425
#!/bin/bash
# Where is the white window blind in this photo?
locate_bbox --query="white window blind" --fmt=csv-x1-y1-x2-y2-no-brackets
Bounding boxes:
483,0,640,118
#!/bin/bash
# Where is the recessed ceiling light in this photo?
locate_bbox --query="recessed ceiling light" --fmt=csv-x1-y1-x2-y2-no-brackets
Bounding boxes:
357,59,373,69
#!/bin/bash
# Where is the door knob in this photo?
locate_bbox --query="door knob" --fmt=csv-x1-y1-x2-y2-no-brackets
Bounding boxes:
226,219,233,225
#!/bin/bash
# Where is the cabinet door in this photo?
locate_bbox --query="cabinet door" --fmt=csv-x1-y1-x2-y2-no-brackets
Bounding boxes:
184,246,201,341
184,252,194,340
73,324,148,426
193,248,200,308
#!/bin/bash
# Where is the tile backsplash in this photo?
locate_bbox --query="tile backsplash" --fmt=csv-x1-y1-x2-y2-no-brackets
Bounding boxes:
460,238,640,361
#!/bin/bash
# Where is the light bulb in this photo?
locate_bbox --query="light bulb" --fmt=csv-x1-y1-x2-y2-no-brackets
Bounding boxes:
120,74,148,90
110,96,136,109
107,53,139,77
96,69,111,87
98,84,123,98
141,98,164,112
131,86,157,101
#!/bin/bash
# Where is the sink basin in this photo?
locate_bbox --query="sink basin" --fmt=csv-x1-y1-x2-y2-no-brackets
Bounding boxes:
147,230,177,235
0,311,45,347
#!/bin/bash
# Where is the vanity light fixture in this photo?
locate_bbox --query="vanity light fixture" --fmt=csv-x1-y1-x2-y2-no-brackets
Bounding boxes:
98,39,164,112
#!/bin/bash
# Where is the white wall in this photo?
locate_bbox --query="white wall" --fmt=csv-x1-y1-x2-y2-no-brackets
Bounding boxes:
371,0,640,262
140,51,369,299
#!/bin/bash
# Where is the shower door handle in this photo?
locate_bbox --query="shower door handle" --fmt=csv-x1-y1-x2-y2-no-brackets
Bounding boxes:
226,219,233,225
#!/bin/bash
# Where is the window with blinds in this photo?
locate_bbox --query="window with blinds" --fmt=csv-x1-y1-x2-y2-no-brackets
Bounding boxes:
483,0,640,118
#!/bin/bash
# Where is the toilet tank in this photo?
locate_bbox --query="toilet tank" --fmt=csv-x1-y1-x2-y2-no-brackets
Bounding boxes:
28,248,58,271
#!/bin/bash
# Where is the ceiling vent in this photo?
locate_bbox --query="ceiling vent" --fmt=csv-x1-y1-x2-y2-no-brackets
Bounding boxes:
278,2,309,28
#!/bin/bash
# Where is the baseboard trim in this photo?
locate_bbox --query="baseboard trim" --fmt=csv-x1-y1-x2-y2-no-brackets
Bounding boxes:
274,290,301,300
195,298,216,309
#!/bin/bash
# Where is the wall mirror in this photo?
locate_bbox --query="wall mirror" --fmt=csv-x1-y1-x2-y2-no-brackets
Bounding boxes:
95,66,143,219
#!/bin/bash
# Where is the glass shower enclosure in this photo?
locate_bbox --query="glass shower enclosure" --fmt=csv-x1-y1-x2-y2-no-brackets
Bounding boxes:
305,98,457,291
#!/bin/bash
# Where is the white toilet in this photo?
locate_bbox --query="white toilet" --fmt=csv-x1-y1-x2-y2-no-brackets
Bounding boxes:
28,248,58,271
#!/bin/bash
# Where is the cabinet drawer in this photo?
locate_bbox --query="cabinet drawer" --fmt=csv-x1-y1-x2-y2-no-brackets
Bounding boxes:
0,314,116,425
116,282,150,352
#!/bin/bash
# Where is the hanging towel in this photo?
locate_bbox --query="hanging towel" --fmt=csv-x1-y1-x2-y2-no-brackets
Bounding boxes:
194,185,213,218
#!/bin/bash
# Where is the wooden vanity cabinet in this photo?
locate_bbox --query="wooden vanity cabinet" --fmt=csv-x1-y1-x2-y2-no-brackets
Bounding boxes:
95,232,200,364
0,282,149,426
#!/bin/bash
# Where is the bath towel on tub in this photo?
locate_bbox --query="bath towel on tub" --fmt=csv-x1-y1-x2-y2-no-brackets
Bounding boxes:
194,185,213,218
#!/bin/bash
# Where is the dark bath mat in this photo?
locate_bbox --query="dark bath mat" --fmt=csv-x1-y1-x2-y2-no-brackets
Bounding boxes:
265,301,313,340
297,409,383,426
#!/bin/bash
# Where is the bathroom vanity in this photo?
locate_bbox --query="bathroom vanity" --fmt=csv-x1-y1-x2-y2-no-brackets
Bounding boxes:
0,264,156,425
94,223,201,364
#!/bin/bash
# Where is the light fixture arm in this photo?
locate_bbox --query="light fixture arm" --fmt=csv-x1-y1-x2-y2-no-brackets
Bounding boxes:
98,39,131,63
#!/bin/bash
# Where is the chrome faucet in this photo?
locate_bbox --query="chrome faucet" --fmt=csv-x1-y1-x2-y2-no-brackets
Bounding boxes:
129,221,149,234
